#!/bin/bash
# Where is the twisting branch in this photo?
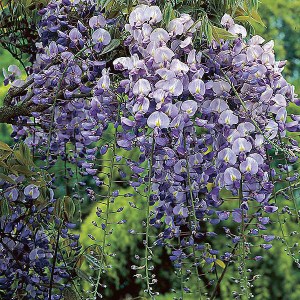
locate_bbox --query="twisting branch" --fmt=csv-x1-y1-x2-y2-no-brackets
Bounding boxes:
0,102,49,124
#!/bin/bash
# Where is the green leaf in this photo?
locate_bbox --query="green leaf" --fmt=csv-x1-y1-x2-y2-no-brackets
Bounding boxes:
178,5,195,14
0,150,12,161
11,165,34,176
75,268,93,283
19,143,34,166
63,287,79,300
215,259,226,269
235,14,266,28
54,197,64,218
163,2,175,25
100,0,112,9
39,282,64,289
0,141,12,152
205,23,213,43
100,39,120,55
85,253,102,269
14,150,27,166
211,25,236,43
0,173,16,184
0,161,10,169
0,197,11,216
250,9,266,27
63,196,76,222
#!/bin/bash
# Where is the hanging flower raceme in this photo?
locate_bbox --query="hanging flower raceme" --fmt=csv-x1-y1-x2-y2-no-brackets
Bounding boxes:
113,4,300,292
8,0,117,170
0,144,80,299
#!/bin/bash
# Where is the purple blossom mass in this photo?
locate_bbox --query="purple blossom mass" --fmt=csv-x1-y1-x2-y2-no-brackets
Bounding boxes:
1,0,300,299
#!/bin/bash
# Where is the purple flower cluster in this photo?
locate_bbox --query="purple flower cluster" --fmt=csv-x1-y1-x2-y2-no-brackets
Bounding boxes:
3,0,300,297
0,171,78,299
113,4,299,270
11,0,116,174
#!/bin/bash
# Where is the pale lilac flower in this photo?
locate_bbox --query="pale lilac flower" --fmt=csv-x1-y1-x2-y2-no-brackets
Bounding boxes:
170,59,189,74
232,138,252,154
180,13,194,32
49,41,58,58
180,36,193,48
156,78,183,96
248,35,265,45
254,134,264,147
156,69,176,80
173,205,188,218
217,148,237,165
150,28,170,43
246,45,264,61
154,46,175,63
170,114,185,129
276,107,287,123
269,94,287,113
265,120,278,139
174,159,187,174
188,79,205,96
141,24,152,43
121,117,135,128
129,5,150,26
151,89,166,104
237,122,255,137
167,18,184,36
4,188,19,201
92,28,111,45
69,28,82,43
263,40,274,52
260,86,273,102
240,157,259,174
264,206,278,213
212,80,231,95
232,54,247,68
189,153,203,166
97,69,110,91
181,100,198,116
228,24,247,38
224,167,241,185
147,111,170,128
133,98,150,114
249,153,264,165
148,6,163,24
262,52,275,65
24,184,40,199
133,79,151,96
209,98,229,113
89,15,106,28
113,57,134,71
8,65,21,77
221,14,234,28
218,110,239,125
227,129,241,143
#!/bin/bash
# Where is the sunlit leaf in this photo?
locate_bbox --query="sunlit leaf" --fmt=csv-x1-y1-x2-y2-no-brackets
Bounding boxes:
211,25,237,42
0,141,12,152
216,259,226,269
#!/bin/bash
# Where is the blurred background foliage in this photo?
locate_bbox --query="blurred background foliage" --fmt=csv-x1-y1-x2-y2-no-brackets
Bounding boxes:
1,0,300,299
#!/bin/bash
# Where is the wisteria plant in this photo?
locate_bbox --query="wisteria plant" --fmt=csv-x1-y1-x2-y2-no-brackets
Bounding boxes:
0,0,300,299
